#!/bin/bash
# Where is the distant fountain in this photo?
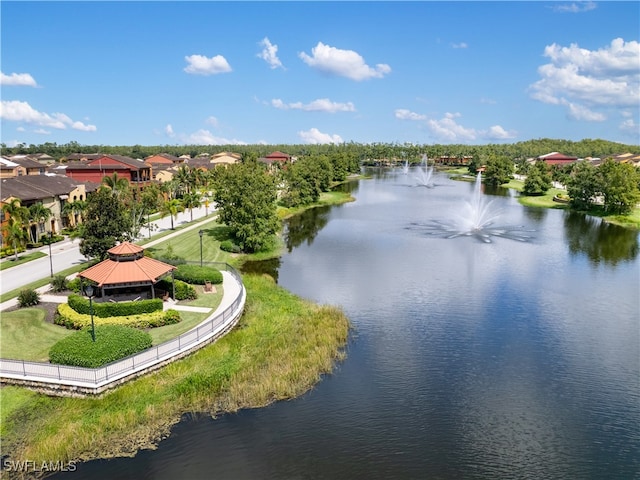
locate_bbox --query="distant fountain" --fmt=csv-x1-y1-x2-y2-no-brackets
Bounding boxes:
415,154,434,188
408,173,533,243
402,160,409,175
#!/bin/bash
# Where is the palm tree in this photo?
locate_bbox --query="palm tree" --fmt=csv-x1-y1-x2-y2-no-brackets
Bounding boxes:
160,198,183,230
174,165,195,196
2,218,28,260
101,172,130,198
28,203,52,243
181,191,201,222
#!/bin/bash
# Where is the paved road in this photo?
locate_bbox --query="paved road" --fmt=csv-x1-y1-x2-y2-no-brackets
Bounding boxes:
0,206,214,296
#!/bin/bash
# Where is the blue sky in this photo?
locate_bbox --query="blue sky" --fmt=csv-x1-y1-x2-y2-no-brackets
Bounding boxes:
1,1,639,147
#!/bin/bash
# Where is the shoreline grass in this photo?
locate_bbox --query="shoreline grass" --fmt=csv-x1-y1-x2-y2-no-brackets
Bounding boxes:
1,274,350,467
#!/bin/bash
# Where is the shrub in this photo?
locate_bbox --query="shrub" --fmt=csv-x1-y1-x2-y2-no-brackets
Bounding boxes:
55,304,181,330
156,278,198,300
66,277,83,294
67,294,163,317
50,274,68,293
220,240,242,253
17,289,40,308
174,264,223,285
49,325,152,368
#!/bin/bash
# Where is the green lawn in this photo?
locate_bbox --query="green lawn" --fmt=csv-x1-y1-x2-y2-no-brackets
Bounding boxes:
145,218,233,264
0,251,47,271
0,308,74,361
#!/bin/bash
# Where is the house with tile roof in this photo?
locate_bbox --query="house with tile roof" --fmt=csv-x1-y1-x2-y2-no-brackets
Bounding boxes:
64,154,152,189
537,152,578,166
0,174,99,242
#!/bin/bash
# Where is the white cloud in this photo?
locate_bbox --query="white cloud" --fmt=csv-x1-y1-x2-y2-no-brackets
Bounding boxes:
529,38,640,121
205,116,219,127
165,124,175,137
566,102,606,121
483,125,517,140
180,129,246,146
184,54,232,75
271,98,355,113
395,109,426,121
257,37,283,69
0,100,97,131
451,42,468,49
299,42,391,81
551,1,597,13
426,112,477,142
1,72,38,87
34,129,51,135
620,118,639,135
297,127,343,144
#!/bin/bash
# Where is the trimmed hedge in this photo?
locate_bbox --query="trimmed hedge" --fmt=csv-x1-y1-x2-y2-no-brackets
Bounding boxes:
174,264,223,285
67,294,163,318
55,304,181,330
49,325,152,368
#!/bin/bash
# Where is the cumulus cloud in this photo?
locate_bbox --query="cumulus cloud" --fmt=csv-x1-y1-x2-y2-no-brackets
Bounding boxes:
551,1,597,13
271,98,355,113
299,42,391,81
165,124,175,137
257,37,283,69
1,72,38,87
395,109,427,121
297,127,343,144
184,54,232,75
451,42,468,49
0,100,96,131
619,117,639,136
529,38,639,121
181,129,246,145
483,125,517,140
205,116,219,127
426,113,477,142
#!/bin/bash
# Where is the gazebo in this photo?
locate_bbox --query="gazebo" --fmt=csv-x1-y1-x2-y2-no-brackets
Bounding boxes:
78,242,176,301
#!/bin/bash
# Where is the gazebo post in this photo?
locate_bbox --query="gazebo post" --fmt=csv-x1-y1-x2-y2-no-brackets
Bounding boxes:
151,283,156,299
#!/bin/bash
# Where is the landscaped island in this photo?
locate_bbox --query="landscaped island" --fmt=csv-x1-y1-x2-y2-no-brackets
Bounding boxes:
1,275,350,470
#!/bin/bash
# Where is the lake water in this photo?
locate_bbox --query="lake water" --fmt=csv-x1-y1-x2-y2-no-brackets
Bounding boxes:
57,168,640,479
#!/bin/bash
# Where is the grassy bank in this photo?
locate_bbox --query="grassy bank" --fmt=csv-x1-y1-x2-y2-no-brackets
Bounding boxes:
1,274,350,468
277,190,355,220
504,178,640,228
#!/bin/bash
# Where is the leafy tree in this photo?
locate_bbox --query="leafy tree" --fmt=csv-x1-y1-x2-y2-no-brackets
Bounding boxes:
598,159,640,214
483,155,514,186
79,188,133,260
523,162,552,196
566,161,600,211
281,158,322,207
212,162,279,252
160,198,184,230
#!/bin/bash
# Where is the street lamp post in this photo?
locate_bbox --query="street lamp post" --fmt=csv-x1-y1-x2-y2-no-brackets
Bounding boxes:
84,284,96,342
48,231,53,278
199,229,204,267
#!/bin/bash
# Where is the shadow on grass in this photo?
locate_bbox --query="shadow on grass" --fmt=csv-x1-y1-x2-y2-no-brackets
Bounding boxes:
207,225,234,242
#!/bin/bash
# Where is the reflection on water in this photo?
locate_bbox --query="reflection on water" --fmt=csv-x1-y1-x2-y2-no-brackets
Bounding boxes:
284,205,331,252
564,211,639,265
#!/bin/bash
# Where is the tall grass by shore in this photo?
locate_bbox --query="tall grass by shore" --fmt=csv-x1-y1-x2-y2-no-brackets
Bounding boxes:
1,274,350,468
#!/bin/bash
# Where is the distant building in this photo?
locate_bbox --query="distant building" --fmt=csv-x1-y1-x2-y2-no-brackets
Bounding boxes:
64,154,152,189
537,152,578,166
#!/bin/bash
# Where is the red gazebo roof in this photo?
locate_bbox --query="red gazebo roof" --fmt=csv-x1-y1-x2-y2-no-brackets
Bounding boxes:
79,242,175,287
